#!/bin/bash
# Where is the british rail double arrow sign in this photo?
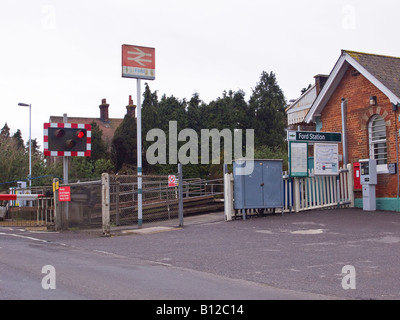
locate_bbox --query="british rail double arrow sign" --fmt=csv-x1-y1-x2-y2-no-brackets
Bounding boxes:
122,44,155,80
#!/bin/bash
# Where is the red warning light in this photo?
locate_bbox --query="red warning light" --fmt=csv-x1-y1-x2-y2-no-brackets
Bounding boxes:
77,130,86,139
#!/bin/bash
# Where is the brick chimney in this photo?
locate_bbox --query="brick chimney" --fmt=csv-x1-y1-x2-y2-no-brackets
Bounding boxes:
99,98,110,122
314,74,329,95
126,95,136,117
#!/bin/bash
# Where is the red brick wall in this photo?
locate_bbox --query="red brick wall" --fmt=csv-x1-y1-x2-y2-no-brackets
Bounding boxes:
319,65,398,198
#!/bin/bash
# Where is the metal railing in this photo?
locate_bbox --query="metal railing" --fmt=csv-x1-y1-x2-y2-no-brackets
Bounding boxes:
181,178,224,199
1,175,224,230
0,193,54,228
108,175,224,228
109,175,179,227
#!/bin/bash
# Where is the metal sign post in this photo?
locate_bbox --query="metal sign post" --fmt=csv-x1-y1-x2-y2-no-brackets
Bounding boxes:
137,78,143,227
63,114,69,228
178,163,183,227
63,113,69,185
122,44,155,228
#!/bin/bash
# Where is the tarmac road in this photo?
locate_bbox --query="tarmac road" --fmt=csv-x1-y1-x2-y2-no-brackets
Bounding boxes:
1,207,400,300
0,226,331,300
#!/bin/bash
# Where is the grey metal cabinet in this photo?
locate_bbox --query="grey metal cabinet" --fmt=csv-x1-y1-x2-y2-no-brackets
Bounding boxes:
233,159,283,210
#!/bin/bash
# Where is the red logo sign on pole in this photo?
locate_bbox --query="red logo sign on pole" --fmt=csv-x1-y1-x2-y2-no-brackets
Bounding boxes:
59,187,71,202
122,44,155,80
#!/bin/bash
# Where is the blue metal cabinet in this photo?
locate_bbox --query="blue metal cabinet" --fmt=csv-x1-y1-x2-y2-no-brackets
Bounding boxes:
233,159,283,210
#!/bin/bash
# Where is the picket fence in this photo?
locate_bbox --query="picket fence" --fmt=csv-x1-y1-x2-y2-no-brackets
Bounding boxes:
282,164,354,213
226,164,354,219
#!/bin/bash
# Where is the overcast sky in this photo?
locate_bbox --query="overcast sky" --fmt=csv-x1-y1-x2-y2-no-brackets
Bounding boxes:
1,0,400,147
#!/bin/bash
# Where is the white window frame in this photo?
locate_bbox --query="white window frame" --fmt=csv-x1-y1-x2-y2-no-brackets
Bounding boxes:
368,115,388,173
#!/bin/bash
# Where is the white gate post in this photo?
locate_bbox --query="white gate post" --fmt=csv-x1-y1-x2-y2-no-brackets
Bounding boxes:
224,173,234,221
102,173,111,236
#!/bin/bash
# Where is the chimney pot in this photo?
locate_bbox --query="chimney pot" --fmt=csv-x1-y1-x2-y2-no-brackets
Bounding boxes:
99,98,110,122
126,96,136,117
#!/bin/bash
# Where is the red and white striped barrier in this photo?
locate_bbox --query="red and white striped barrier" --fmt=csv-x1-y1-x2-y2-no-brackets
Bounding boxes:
0,194,45,201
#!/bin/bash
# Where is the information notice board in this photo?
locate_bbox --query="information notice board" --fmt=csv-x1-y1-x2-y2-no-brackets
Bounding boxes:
314,143,339,176
289,142,308,177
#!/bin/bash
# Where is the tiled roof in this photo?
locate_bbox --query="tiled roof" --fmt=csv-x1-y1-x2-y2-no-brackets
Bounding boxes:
344,50,400,98
305,50,400,123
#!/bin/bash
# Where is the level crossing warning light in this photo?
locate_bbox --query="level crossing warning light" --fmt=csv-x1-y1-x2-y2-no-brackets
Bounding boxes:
44,123,91,157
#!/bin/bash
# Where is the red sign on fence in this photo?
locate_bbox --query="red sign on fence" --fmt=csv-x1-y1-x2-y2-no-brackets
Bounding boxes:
168,175,176,187
59,187,71,202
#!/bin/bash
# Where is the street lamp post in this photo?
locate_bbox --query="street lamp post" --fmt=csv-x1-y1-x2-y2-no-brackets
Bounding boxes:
18,103,32,188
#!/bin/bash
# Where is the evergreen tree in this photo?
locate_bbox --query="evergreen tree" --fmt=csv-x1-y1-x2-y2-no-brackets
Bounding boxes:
111,114,138,173
93,158,114,177
187,93,203,133
249,71,287,150
232,90,252,131
142,83,160,149
203,95,231,130
90,122,108,162
12,129,25,150
158,94,188,132
30,138,40,155
0,133,26,184
1,123,10,137
70,157,94,181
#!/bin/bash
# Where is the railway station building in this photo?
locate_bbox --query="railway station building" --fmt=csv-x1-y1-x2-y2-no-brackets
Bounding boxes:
287,50,400,211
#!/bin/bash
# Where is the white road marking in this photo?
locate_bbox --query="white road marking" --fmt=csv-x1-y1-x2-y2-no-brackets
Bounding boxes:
0,232,66,247
0,232,49,243
291,229,325,235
